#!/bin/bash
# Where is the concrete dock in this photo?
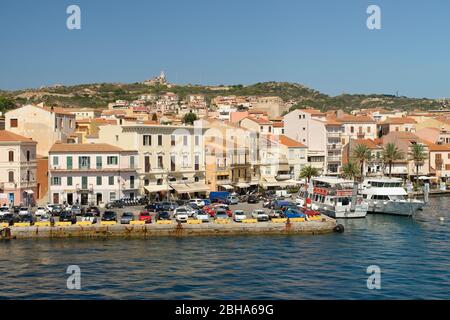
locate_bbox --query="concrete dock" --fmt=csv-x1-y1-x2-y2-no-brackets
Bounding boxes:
0,216,337,240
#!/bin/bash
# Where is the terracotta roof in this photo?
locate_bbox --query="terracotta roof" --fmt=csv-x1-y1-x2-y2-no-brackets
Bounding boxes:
0,130,36,143
422,141,450,151
380,117,417,125
40,106,74,116
265,134,306,148
272,122,284,128
300,109,323,115
353,139,381,149
325,117,342,126
243,116,272,125
49,143,125,153
337,115,376,123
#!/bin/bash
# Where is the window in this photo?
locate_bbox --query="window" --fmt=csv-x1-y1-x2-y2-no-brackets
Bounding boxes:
67,176,73,186
171,135,176,146
107,156,118,165
8,171,14,183
130,156,135,169
110,192,116,201
171,155,176,171
81,177,88,189
195,136,200,146
130,176,135,189
367,126,371,133
144,179,149,186
195,155,199,171
108,176,114,186
143,135,152,146
96,156,102,169
158,155,163,169
79,156,90,169
268,126,272,133
27,151,30,162
67,156,73,170
8,151,14,162
144,156,150,172
26,170,31,182
53,156,59,166
10,119,18,128
182,155,189,168
183,136,188,146
51,176,61,185
350,126,354,133
158,135,163,146
96,176,102,186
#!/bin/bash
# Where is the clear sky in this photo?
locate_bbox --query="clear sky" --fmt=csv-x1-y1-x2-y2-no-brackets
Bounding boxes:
1,0,449,98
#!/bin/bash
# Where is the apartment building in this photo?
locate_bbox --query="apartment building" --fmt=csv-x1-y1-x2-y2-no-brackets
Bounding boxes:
424,142,450,183
95,123,209,199
5,104,76,156
342,139,383,176
48,143,138,206
240,117,274,135
68,108,103,120
0,130,37,206
378,117,417,137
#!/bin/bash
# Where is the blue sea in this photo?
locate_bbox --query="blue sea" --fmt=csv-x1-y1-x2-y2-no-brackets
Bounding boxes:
0,197,449,299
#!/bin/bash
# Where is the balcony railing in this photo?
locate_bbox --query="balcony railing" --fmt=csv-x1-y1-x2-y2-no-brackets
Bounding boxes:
327,156,342,163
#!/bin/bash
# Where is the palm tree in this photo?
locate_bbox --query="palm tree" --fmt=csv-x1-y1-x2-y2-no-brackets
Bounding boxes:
409,143,428,185
382,143,405,177
299,165,320,183
341,161,360,181
352,144,372,179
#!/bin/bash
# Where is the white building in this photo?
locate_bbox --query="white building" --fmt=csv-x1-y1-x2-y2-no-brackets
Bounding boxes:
48,143,139,206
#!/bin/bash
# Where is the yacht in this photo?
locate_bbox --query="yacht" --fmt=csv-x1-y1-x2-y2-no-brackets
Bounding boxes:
359,178,425,216
296,177,368,218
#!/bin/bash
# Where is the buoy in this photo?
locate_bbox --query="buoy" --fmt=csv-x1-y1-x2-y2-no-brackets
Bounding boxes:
333,224,345,233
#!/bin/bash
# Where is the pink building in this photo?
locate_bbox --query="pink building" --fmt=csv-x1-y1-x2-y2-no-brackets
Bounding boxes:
0,130,38,206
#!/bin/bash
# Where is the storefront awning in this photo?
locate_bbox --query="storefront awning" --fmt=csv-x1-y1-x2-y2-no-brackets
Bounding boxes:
170,184,191,193
264,177,277,183
188,182,210,193
220,184,234,190
235,183,250,188
144,185,172,193
25,190,34,194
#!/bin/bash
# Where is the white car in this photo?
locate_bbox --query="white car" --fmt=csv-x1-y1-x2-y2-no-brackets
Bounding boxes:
188,199,205,208
251,209,269,222
35,206,47,217
0,206,9,216
233,210,247,222
46,204,55,212
174,208,189,223
193,210,209,222
19,207,30,215
179,206,196,217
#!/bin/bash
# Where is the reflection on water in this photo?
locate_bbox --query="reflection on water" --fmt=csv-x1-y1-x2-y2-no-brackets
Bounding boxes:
0,198,449,299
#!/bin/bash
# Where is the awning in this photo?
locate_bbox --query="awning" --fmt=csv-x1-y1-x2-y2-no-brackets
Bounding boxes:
264,177,277,183
220,184,234,190
188,182,210,193
170,184,191,193
25,190,34,194
144,185,172,193
235,183,250,188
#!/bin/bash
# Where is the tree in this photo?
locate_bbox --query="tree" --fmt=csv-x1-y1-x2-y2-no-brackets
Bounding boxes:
0,96,15,114
352,144,372,179
409,143,428,184
182,112,198,125
341,161,360,181
299,165,320,183
151,113,158,121
382,143,405,177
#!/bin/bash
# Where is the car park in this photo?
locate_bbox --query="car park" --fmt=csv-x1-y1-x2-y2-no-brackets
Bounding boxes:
174,210,188,223
214,210,229,220
138,211,152,224
19,207,29,215
155,211,171,221
102,211,117,222
59,211,77,224
233,210,247,222
251,209,269,222
193,210,210,222
120,212,135,224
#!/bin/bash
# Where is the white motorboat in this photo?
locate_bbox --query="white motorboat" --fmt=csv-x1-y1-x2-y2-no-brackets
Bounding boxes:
360,178,425,216
296,177,368,218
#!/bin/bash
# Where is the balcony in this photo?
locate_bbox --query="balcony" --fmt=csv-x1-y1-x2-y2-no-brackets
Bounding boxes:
327,144,341,151
327,156,342,163
276,174,293,181
217,179,232,185
327,132,342,138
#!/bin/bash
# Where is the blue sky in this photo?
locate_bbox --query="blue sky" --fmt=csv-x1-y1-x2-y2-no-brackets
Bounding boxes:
0,0,449,98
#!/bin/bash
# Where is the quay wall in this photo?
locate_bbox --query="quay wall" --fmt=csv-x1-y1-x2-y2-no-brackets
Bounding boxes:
0,217,337,240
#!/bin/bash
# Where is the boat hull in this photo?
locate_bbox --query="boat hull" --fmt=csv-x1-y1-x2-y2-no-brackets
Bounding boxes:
367,200,424,216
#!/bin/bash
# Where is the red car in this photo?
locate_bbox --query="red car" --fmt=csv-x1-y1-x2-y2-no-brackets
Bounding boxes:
213,204,232,217
138,211,152,224
304,209,321,217
203,206,215,217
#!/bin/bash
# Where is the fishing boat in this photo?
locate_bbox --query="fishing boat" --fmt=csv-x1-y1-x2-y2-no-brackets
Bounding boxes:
296,177,368,218
359,177,425,216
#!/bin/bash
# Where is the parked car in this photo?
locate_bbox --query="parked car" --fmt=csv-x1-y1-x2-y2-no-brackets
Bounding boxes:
18,213,35,224
214,210,229,220
12,206,21,214
269,209,283,219
81,212,98,223
175,199,187,206
51,205,64,216
176,206,196,217
202,199,211,207
284,208,306,219
120,212,135,224
161,201,178,211
39,213,54,223
188,199,205,208
106,200,124,209
251,209,269,222
0,213,15,225
19,207,30,215
213,204,232,217
174,209,189,223
247,195,259,204
144,203,158,212
86,206,100,217
0,206,10,216
59,211,77,224
203,206,215,217
138,211,152,224
45,204,55,212
193,210,210,222
227,195,239,205
71,205,83,216
209,191,230,203
155,211,171,221
102,211,117,222
35,206,47,217
233,210,247,222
